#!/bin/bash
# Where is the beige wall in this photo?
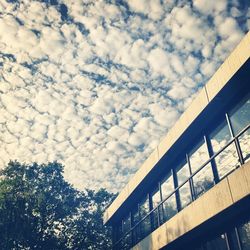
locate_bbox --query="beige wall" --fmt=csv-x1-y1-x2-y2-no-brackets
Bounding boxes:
132,161,250,250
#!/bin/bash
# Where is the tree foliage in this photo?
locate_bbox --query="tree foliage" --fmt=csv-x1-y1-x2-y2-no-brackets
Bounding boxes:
0,161,115,250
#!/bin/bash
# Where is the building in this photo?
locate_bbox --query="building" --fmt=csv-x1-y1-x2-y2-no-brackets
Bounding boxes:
104,32,250,250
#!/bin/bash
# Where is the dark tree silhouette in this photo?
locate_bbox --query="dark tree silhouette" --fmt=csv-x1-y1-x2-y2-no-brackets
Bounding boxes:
0,161,115,250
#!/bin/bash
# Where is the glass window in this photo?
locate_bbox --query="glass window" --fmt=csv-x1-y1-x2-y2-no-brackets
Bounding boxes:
209,120,239,179
139,197,151,237
176,161,190,185
122,214,131,234
151,186,162,229
238,220,250,250
189,140,214,198
131,206,140,244
178,182,192,209
205,233,228,250
176,161,192,209
152,186,161,208
122,214,132,249
227,228,240,250
114,222,123,243
162,193,177,222
161,173,177,221
161,172,175,200
229,94,250,135
229,94,250,163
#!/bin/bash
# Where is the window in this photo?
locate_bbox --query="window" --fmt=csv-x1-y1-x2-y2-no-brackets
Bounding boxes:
139,196,151,237
151,186,162,229
176,160,192,209
131,206,140,244
189,139,214,198
209,119,239,179
238,220,250,250
122,214,131,248
229,94,250,163
161,172,177,221
205,234,228,250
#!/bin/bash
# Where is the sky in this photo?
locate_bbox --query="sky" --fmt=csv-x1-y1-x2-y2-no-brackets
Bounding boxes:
0,0,249,193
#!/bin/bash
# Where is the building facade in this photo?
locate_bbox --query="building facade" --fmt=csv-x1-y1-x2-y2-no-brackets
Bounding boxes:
104,32,250,250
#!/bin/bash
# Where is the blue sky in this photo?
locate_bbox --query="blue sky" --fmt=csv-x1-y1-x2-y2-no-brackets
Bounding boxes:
0,0,249,192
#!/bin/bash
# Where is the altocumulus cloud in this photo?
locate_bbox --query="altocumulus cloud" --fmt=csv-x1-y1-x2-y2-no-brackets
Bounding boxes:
0,0,249,192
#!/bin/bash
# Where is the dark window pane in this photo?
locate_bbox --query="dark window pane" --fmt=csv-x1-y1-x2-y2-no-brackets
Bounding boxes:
123,214,131,234
192,164,214,198
139,197,150,218
160,172,177,221
227,228,240,250
189,140,210,172
205,233,228,250
122,215,132,249
176,161,190,186
152,187,161,208
229,95,250,135
229,94,250,163
238,220,250,250
139,197,151,238
132,223,141,245
132,207,140,225
151,187,161,229
139,216,151,239
131,207,140,245
162,193,177,222
176,160,192,209
209,120,239,179
113,222,122,243
161,173,174,201
214,144,239,179
238,130,250,163
179,181,192,209
189,140,214,198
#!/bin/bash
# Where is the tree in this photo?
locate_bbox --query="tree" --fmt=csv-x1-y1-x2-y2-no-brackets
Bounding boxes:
0,161,115,250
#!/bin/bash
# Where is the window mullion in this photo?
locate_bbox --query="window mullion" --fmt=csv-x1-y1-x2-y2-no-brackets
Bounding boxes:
204,134,219,184
226,113,244,165
186,153,195,201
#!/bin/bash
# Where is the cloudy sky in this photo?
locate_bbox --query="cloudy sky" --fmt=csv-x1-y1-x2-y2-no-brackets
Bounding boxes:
0,0,249,192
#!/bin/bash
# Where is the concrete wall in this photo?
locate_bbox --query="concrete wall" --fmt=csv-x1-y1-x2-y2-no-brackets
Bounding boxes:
132,161,250,250
104,31,250,225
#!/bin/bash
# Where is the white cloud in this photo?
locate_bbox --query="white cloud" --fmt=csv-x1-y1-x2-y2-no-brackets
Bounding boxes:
0,0,248,193
127,0,164,20
193,0,227,15
147,48,172,77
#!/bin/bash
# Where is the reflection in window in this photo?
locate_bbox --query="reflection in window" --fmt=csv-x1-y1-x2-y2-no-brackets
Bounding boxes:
122,214,131,248
161,173,177,220
151,187,162,229
238,220,250,250
176,161,190,185
162,193,177,221
176,161,192,209
179,182,192,209
209,120,239,179
189,140,214,198
139,197,151,237
161,173,175,200
230,95,250,135
132,206,140,243
229,95,250,163
114,222,122,243
227,228,241,250
152,187,161,208
205,234,228,250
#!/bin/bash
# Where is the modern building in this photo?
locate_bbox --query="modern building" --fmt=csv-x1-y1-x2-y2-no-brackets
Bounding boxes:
104,32,250,250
